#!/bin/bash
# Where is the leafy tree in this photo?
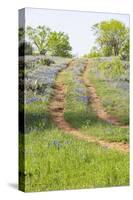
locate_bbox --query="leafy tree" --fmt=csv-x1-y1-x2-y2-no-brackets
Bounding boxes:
101,46,113,57
26,26,50,55
92,19,128,56
119,29,129,61
47,31,72,57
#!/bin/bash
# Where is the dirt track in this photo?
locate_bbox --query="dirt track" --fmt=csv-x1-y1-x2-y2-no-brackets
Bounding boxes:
83,61,128,128
50,61,129,153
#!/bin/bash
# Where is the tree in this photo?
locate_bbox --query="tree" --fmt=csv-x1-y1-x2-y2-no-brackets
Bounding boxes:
47,31,72,57
119,29,129,61
87,46,102,58
92,19,128,56
26,26,50,55
101,46,113,57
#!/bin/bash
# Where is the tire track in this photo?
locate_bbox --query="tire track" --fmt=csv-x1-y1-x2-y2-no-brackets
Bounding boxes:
50,60,129,153
83,60,129,128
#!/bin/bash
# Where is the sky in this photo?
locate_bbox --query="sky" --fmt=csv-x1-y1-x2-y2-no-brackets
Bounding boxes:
24,8,129,56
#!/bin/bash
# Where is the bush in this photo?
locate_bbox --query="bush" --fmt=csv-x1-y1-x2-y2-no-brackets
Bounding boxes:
87,51,101,58
37,58,55,66
98,57,125,78
119,36,129,61
84,46,102,58
40,49,47,55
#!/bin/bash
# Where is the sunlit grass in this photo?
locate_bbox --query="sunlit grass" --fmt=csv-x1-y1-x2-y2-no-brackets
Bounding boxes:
19,104,129,192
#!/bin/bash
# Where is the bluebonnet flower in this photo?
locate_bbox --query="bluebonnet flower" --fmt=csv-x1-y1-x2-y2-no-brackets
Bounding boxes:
25,97,41,104
25,60,67,104
75,87,86,95
48,139,71,150
76,96,90,104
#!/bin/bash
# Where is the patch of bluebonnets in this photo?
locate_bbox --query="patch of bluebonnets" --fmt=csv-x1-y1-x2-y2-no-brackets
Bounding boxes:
72,61,90,105
25,56,68,104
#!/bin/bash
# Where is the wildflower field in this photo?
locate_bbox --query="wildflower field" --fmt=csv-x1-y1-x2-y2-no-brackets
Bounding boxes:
19,55,129,192
19,12,130,191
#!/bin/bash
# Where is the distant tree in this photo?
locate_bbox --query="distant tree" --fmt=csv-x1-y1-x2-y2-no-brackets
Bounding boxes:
47,31,72,57
119,29,129,61
26,26,50,55
87,46,102,58
92,19,128,56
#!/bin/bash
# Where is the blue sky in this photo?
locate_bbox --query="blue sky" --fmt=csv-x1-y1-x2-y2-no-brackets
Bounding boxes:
25,8,129,56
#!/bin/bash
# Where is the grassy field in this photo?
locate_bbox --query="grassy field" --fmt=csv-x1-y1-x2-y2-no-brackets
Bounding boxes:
19,57,129,192
19,102,129,192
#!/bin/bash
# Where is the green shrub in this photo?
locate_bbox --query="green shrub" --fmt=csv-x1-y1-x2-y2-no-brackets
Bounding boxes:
119,35,129,61
88,51,101,58
37,58,55,66
85,46,102,58
99,57,125,78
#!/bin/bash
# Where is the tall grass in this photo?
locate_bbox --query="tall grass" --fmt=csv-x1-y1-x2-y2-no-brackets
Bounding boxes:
19,101,129,192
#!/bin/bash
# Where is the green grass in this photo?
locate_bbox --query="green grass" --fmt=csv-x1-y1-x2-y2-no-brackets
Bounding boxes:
88,62,129,125
63,68,129,143
19,102,129,192
19,62,129,192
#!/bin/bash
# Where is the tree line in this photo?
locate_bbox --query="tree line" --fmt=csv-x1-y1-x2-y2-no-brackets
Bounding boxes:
19,26,72,57
19,19,129,60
